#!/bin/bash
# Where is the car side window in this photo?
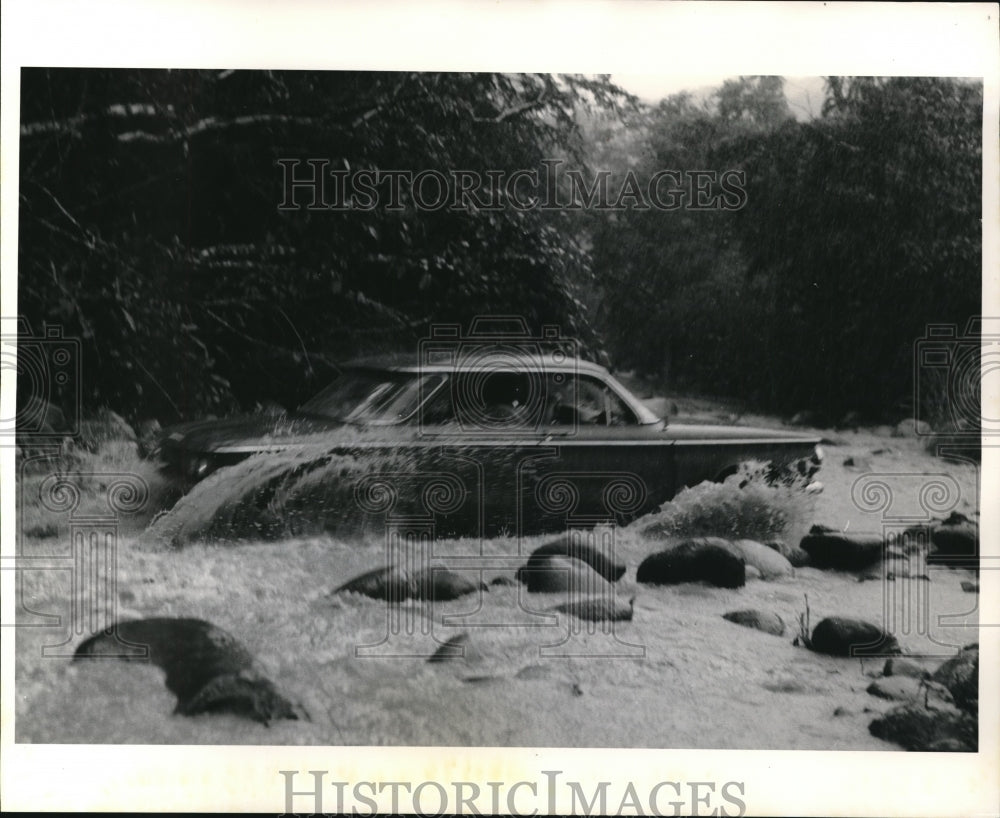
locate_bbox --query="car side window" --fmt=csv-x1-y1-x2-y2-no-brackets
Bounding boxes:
418,376,457,425
419,372,540,429
546,374,637,426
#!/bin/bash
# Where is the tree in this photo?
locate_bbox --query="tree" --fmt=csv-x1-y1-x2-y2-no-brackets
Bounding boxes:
589,79,792,395
18,70,633,421
587,76,981,423
727,77,982,419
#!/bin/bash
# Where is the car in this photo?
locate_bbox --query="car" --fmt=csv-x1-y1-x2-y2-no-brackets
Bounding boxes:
158,351,822,536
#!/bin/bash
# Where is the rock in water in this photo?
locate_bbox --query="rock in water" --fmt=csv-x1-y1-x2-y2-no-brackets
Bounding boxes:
732,540,793,579
529,534,626,582
334,565,413,601
799,525,885,570
334,566,484,602
808,617,901,657
723,609,785,636
869,704,977,751
74,618,304,725
420,568,487,601
766,539,811,567
932,644,978,715
516,555,611,594
552,595,634,622
928,513,978,568
637,539,745,588
866,677,932,702
489,575,519,588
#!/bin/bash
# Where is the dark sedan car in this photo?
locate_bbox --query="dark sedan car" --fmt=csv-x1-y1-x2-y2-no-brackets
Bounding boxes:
159,352,821,535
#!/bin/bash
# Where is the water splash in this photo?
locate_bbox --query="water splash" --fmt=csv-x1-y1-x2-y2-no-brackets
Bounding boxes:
147,441,419,547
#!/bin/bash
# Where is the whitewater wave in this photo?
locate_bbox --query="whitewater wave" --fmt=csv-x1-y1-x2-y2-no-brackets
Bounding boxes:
146,445,419,547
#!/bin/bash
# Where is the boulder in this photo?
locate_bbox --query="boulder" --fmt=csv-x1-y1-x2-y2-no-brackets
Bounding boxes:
866,676,931,702
489,575,519,588
732,539,793,579
334,565,411,601
807,617,901,657
927,513,978,568
528,534,626,582
334,565,485,602
932,644,978,715
74,617,304,724
637,539,745,589
723,609,785,636
422,568,488,602
869,703,976,751
552,595,634,622
766,539,810,567
800,525,885,570
516,555,611,595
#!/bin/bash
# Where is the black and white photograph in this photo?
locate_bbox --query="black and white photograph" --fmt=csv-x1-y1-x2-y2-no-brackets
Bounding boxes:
2,2,997,815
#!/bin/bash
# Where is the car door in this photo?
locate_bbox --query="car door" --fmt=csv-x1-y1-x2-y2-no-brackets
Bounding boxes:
412,368,558,537
528,372,677,529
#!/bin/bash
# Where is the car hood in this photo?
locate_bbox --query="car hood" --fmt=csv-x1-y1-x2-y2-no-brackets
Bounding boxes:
160,412,346,454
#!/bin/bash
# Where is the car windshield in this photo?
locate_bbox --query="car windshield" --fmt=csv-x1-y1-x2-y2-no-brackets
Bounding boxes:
297,369,444,424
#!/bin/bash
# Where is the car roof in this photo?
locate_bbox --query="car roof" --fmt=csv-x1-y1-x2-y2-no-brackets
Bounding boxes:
342,351,612,377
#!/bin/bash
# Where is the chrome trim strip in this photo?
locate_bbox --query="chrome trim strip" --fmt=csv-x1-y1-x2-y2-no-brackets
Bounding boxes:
212,437,816,453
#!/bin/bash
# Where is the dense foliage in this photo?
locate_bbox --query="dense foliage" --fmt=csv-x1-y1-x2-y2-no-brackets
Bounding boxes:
592,76,982,425
18,70,629,421
18,72,982,428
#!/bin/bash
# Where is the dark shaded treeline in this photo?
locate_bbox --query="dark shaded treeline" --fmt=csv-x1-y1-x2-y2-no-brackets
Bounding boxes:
591,76,981,426
18,69,626,421
17,71,981,428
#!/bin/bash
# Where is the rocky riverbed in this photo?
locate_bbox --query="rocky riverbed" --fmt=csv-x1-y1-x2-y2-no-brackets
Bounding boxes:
14,418,983,749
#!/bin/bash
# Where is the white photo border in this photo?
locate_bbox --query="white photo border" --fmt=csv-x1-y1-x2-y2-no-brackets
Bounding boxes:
1,1,997,815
